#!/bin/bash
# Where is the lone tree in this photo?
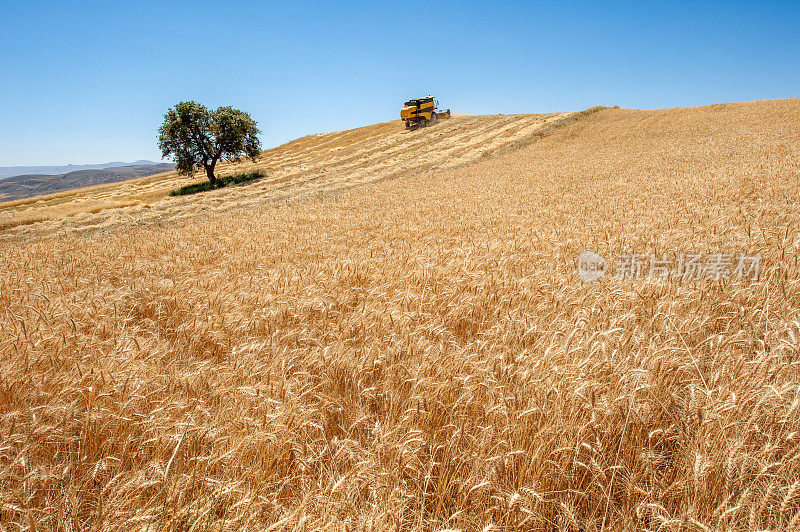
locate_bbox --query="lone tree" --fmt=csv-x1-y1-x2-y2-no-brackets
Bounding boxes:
158,101,261,186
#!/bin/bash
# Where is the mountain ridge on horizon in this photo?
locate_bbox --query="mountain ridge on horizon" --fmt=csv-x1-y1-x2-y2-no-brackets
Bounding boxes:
0,162,175,202
0,160,167,180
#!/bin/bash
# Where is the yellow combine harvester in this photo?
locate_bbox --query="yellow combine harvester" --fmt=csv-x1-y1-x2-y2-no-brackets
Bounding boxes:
401,96,451,129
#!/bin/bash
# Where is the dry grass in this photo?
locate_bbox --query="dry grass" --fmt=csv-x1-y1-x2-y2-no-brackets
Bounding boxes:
1,98,800,530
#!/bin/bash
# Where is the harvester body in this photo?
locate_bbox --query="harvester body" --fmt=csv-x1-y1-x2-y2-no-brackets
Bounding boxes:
401,96,450,128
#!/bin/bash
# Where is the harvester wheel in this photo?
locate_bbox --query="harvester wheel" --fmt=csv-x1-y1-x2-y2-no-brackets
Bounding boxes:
429,112,438,124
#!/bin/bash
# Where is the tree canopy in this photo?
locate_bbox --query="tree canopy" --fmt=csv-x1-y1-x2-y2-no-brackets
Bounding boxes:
158,101,261,185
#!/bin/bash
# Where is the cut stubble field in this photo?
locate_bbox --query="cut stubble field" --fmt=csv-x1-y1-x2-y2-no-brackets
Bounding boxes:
1,99,800,530
0,112,571,238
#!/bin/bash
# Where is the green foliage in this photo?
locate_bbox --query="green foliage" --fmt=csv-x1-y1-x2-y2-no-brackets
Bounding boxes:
158,101,262,184
168,171,264,196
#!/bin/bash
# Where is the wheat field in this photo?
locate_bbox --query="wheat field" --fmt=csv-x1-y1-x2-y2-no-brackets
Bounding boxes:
1,98,800,530
0,112,571,239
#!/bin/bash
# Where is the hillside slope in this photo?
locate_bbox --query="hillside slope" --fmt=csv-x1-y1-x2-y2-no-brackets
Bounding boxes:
0,163,175,202
0,112,572,236
1,99,800,530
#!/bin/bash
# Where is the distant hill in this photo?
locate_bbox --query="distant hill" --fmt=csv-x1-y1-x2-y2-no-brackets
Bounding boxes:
0,163,174,202
0,160,166,179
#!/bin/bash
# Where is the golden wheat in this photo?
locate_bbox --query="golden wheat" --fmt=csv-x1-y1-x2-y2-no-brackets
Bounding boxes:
1,99,799,530
0,113,569,239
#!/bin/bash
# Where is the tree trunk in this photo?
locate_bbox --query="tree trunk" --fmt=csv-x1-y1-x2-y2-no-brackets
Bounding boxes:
205,164,217,186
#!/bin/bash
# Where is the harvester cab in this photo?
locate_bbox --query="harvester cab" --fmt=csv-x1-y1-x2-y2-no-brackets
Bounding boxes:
401,96,451,129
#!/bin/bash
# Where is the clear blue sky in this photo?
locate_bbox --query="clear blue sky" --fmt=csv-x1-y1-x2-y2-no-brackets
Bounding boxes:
1,0,798,166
